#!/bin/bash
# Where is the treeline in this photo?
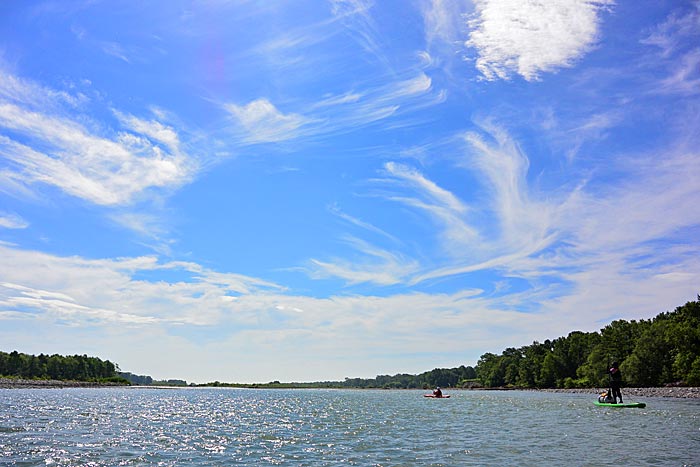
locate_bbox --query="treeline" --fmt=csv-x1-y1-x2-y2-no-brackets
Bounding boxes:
475,299,700,388
0,351,124,382
201,366,479,389
339,365,477,389
118,372,188,386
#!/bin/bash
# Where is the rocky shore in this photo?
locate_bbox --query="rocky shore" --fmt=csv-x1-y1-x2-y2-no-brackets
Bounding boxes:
535,386,700,399
0,378,126,389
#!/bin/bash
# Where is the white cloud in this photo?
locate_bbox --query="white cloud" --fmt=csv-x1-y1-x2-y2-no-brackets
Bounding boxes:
641,3,700,58
329,0,390,68
560,150,700,254
313,92,362,108
313,126,556,286
381,161,480,253
0,212,28,229
330,0,374,18
384,161,466,215
0,281,161,325
0,241,551,381
224,72,440,145
115,111,181,152
0,71,197,207
384,73,433,99
225,99,314,143
363,118,700,313
101,42,131,63
0,245,284,328
1,194,697,381
0,69,87,110
640,4,700,96
421,0,469,48
308,236,419,286
466,0,613,80
309,160,478,286
659,48,700,96
328,204,401,244
462,121,554,251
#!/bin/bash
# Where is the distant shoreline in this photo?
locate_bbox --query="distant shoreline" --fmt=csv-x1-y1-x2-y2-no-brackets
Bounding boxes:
2,378,699,398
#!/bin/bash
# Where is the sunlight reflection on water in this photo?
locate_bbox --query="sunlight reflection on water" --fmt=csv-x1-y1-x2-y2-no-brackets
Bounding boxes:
1,388,698,466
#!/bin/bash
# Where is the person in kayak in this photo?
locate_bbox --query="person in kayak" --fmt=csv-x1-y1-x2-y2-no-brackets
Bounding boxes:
608,361,623,404
433,387,443,398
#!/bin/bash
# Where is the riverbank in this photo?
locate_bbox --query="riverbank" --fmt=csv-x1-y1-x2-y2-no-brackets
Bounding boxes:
0,378,126,389
533,386,700,399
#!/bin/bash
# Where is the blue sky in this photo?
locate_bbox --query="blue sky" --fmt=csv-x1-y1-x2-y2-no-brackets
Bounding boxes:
1,0,698,383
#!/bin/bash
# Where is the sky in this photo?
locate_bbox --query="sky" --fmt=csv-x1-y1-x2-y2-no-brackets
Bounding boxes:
0,0,699,384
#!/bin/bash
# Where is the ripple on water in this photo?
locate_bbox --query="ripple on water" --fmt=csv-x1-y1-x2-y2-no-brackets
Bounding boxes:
1,388,699,466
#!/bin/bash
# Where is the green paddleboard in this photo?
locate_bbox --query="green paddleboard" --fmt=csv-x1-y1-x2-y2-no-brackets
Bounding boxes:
594,401,646,408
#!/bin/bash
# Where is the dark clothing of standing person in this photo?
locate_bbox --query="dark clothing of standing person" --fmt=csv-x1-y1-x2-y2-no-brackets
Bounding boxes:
609,362,623,404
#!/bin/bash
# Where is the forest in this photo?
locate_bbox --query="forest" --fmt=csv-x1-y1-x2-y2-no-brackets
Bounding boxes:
0,351,123,383
2,299,698,389
472,298,700,389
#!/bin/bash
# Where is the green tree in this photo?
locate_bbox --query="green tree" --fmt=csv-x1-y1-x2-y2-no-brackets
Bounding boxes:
539,353,563,388
665,300,700,384
476,352,504,387
624,320,673,387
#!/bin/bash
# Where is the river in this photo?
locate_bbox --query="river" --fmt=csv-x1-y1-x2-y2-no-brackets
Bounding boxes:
1,388,698,466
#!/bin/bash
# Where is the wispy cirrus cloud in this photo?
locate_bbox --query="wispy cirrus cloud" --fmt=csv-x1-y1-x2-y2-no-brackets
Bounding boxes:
329,0,390,68
380,161,479,253
328,204,401,244
101,41,131,63
421,0,469,48
0,212,28,229
319,113,700,308
224,99,316,144
308,235,419,286
0,68,88,110
659,48,700,96
466,0,614,80
641,2,700,58
361,122,557,285
560,149,700,254
641,3,700,96
312,92,362,109
0,70,197,207
224,72,442,144
307,122,553,287
461,120,554,252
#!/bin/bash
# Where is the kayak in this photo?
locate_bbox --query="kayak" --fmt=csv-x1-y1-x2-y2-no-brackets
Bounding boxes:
594,401,646,408
424,394,450,398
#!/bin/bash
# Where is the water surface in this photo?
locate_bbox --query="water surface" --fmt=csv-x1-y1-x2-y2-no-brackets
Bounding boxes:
1,388,698,466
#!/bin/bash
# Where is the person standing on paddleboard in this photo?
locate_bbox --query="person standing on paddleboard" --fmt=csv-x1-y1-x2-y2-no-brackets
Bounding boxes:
609,362,623,404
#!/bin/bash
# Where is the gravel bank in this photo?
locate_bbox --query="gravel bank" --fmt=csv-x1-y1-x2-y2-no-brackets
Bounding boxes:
534,386,700,399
